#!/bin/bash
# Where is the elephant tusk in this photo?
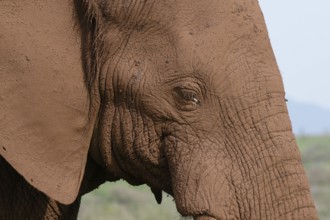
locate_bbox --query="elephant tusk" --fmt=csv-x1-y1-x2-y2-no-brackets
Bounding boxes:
150,187,163,204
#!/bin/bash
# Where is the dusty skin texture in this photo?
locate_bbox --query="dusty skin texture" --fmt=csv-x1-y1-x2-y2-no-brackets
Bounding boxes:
0,0,318,219
0,0,95,204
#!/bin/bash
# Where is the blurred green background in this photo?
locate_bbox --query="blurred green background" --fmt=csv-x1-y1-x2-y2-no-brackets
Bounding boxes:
78,135,330,220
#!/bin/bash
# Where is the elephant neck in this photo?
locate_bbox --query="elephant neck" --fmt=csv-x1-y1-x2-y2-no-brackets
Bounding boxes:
89,126,103,166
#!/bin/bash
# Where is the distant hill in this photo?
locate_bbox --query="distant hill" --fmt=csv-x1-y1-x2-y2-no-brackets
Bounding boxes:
287,100,330,135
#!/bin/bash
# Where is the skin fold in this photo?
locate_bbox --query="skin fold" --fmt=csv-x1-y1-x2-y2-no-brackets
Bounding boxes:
0,0,318,219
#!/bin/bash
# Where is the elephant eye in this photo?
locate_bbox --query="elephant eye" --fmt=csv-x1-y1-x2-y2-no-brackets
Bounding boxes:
173,87,201,111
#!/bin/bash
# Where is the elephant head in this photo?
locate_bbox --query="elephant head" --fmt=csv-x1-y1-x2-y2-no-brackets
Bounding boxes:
0,0,318,219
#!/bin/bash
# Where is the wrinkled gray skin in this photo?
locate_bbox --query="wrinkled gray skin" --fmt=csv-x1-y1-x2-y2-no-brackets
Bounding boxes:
0,0,318,219
75,0,318,219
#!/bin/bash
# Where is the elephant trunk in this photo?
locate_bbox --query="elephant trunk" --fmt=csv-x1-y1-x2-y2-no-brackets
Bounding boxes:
165,93,318,219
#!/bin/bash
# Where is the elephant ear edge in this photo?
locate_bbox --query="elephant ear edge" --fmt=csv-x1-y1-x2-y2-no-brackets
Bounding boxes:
0,1,98,205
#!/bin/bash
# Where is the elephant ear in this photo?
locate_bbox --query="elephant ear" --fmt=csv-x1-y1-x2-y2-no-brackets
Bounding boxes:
0,2,97,204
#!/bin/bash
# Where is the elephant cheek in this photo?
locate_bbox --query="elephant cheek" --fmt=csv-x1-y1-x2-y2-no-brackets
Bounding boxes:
164,136,239,219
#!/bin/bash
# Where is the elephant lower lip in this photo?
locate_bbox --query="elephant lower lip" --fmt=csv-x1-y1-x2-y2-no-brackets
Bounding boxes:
194,215,218,220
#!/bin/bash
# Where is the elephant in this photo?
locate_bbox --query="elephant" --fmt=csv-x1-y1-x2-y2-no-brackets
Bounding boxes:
0,0,318,219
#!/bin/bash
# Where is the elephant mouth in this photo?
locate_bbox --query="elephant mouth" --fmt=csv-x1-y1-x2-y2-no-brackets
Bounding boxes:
193,215,218,220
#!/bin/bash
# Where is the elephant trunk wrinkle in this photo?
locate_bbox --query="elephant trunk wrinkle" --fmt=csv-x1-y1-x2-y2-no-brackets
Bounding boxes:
164,134,238,219
220,97,318,219
164,95,318,219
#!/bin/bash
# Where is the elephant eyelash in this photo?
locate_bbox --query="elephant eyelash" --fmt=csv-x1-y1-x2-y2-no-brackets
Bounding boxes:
178,89,200,104
173,87,201,111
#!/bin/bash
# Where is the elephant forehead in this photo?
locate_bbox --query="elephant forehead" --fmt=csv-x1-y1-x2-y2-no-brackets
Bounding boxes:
160,1,283,97
98,0,282,97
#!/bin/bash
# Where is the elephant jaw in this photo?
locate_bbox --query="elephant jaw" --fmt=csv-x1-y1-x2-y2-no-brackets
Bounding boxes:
165,136,237,219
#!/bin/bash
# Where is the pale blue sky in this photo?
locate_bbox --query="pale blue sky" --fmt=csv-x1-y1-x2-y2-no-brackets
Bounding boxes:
259,0,330,110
